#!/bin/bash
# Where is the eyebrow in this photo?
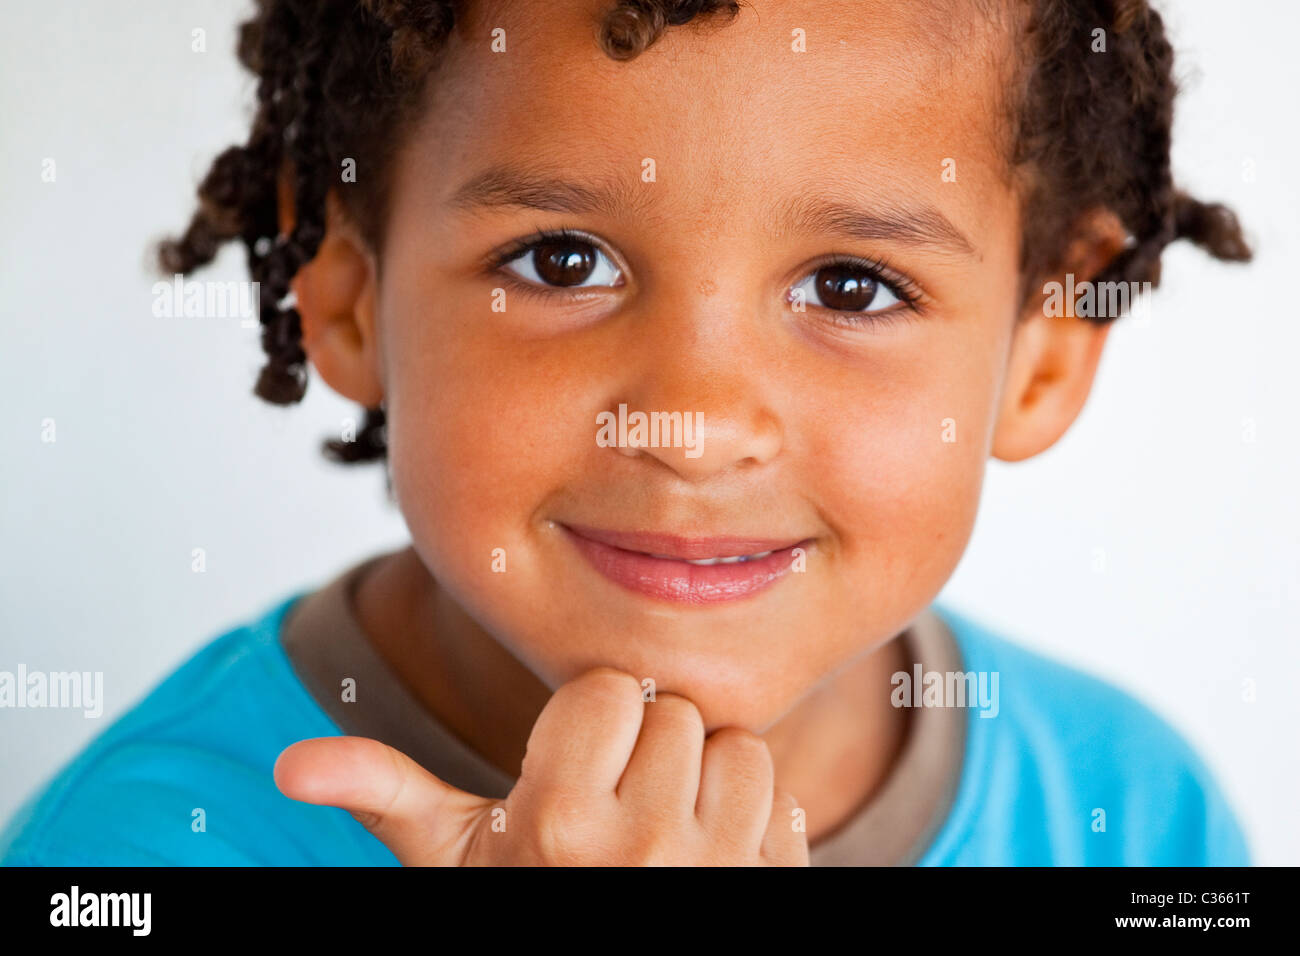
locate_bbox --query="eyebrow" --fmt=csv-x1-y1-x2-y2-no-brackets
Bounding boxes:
773,193,976,257
447,166,656,220
447,165,976,256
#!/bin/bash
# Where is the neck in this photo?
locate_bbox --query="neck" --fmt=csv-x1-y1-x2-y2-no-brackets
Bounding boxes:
354,546,913,845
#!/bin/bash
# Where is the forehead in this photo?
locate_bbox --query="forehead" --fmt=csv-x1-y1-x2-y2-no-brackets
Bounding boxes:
410,0,1016,241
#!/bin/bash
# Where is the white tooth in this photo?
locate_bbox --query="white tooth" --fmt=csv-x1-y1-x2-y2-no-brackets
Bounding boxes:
681,550,775,566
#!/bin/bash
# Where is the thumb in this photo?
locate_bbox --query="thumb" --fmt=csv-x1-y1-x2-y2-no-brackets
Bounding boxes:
274,736,494,865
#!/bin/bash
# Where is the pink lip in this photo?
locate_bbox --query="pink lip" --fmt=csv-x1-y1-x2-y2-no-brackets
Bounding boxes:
560,523,809,605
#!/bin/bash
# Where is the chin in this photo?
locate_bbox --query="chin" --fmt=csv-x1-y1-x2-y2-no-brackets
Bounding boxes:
536,637,811,730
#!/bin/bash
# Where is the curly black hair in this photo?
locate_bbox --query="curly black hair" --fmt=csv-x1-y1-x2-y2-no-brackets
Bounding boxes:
157,0,1252,465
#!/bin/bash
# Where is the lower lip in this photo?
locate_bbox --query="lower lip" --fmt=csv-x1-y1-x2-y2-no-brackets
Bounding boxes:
561,527,803,605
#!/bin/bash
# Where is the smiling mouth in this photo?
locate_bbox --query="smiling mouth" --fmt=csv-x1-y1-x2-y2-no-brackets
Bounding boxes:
558,524,811,605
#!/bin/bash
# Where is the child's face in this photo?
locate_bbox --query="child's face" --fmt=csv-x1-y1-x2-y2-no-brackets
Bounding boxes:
326,0,1095,730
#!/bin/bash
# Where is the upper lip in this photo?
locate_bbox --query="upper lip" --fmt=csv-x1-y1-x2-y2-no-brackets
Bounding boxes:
561,523,808,561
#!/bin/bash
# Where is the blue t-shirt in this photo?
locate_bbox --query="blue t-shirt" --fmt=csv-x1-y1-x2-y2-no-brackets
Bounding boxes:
0,594,1250,865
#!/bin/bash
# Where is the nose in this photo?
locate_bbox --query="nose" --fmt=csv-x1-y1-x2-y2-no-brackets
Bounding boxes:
602,296,783,482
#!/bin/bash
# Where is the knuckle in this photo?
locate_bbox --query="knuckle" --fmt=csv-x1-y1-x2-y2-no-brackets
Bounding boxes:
764,843,810,867
644,693,703,730
622,819,698,866
707,727,774,790
569,667,643,708
530,791,601,863
774,789,801,812
708,726,772,764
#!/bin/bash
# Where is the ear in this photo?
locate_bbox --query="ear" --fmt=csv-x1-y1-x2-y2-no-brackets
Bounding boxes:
991,207,1128,463
276,173,384,408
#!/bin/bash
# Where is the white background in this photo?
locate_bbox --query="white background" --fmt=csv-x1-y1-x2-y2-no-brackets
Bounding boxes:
2,1,1296,863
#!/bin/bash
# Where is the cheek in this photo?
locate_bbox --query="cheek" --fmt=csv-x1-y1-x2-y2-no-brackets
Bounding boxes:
379,290,600,625
385,325,553,542
804,329,1003,602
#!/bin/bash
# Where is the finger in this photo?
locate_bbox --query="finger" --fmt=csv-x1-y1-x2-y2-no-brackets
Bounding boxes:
695,727,775,851
274,735,490,865
760,789,810,865
616,692,705,819
519,667,646,798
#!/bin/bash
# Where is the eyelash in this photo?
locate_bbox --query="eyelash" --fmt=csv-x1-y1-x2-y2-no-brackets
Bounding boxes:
796,252,926,328
485,228,928,324
486,227,612,303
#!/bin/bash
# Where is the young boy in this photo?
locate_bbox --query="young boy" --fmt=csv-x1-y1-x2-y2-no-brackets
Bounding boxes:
0,0,1251,865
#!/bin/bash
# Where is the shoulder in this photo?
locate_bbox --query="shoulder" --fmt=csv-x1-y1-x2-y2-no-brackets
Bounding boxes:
920,603,1250,866
0,593,391,867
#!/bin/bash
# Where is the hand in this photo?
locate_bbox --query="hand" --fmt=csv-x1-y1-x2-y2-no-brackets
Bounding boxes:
274,666,809,865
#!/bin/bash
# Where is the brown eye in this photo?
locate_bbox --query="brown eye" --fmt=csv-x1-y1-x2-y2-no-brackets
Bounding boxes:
815,265,879,310
533,239,596,286
502,233,622,289
793,262,903,315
